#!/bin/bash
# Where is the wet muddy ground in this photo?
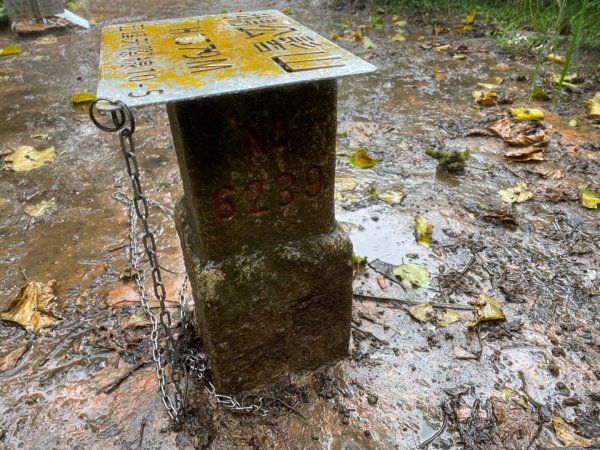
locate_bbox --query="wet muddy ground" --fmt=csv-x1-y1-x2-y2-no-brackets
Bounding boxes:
1,1,600,449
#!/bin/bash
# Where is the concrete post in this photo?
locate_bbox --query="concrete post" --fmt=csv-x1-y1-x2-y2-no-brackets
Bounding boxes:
168,80,353,392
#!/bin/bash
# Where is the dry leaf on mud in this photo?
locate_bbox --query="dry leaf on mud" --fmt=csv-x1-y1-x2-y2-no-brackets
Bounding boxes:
3,145,56,172
378,189,405,204
393,264,430,288
467,117,547,149
349,148,379,168
588,92,600,120
0,280,60,333
527,165,564,180
504,130,548,148
482,209,518,226
362,36,377,49
468,294,505,329
498,183,533,204
553,416,593,448
409,303,459,327
437,309,460,327
415,215,432,247
25,198,56,217
473,90,497,106
510,108,544,121
0,344,30,372
390,33,406,42
581,190,600,209
335,177,358,192
453,345,479,359
490,397,539,449
504,146,544,161
409,302,435,322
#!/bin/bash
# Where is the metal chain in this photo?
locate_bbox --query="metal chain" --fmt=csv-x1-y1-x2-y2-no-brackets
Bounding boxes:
91,98,274,425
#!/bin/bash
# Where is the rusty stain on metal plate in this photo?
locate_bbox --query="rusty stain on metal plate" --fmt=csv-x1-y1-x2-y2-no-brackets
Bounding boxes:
97,10,376,107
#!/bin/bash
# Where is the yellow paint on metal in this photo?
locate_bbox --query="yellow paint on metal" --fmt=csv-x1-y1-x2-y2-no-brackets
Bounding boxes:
97,10,375,105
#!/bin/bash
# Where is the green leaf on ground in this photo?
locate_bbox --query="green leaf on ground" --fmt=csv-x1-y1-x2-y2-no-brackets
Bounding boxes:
581,190,600,209
378,189,405,204
353,254,367,273
510,108,544,121
498,183,533,204
3,145,56,172
393,264,430,288
370,15,384,29
353,254,367,265
415,216,432,248
349,148,379,168
501,387,529,409
530,86,550,100
468,294,505,329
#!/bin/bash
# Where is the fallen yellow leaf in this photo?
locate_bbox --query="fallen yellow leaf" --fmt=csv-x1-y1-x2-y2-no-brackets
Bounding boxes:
465,9,477,24
588,92,600,119
510,108,544,121
3,145,56,172
0,281,59,333
581,190,600,209
468,294,505,329
498,183,533,204
553,416,593,448
25,198,56,217
415,216,432,247
349,149,379,168
362,36,377,49
0,46,23,57
547,53,566,64
70,93,97,104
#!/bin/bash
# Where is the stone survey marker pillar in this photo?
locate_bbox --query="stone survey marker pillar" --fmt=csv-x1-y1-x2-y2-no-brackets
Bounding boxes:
96,11,375,392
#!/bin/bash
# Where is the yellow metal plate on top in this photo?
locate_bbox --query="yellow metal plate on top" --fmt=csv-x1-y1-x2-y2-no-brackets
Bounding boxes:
97,10,376,107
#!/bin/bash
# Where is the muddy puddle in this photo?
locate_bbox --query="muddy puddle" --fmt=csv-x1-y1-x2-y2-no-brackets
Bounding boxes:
1,0,600,449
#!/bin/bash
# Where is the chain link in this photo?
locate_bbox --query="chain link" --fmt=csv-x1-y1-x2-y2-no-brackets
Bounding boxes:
91,98,279,426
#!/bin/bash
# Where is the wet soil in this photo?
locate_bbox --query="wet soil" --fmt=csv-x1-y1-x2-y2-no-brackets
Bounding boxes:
1,1,599,449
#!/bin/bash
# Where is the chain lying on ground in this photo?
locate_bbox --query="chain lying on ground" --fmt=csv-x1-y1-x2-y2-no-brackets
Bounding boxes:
90,98,291,427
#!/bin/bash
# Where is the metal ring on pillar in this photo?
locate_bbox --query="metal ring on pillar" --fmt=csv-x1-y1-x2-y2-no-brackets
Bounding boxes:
89,97,134,133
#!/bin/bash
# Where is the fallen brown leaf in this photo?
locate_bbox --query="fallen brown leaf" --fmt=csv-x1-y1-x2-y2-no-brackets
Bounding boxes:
453,345,479,359
0,344,30,372
0,280,59,333
504,146,545,161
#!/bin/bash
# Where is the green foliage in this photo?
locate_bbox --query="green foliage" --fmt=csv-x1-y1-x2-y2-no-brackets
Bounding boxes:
385,0,600,48
0,1,8,24
425,147,470,172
